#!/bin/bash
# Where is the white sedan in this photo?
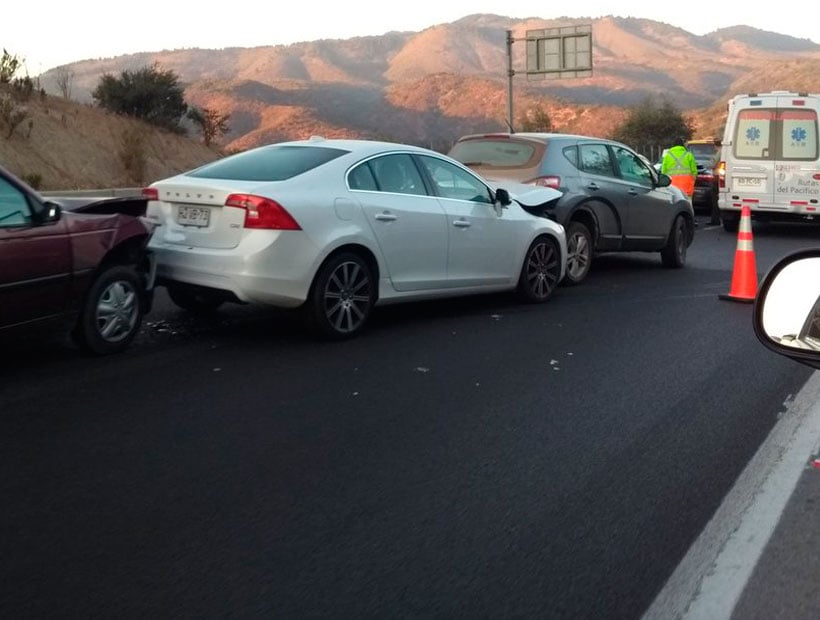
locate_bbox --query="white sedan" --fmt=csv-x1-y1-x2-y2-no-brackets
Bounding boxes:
145,138,567,338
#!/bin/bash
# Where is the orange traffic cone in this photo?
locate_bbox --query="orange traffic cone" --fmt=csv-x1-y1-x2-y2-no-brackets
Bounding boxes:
719,205,758,303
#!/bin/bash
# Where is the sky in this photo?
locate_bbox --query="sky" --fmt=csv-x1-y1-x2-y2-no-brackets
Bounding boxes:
6,1,819,75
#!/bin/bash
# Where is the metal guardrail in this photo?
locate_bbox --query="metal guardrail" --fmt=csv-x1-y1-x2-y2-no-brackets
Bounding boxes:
41,188,143,198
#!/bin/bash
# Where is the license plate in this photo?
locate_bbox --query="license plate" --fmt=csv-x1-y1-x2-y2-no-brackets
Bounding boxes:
177,205,210,227
732,176,766,192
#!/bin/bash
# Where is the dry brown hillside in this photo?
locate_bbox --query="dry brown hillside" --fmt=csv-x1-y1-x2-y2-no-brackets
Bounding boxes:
39,14,820,155
0,86,221,191
11,13,820,186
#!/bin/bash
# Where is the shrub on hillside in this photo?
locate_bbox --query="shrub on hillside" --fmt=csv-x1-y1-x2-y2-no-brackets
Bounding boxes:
118,126,147,185
187,105,230,146
0,94,28,138
0,48,23,84
93,63,188,133
21,172,42,189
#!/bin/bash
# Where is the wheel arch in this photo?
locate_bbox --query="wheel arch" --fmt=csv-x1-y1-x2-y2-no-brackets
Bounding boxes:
100,234,152,273
309,243,381,303
565,200,610,246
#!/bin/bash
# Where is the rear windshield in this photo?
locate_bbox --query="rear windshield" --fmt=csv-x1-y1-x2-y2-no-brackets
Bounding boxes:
449,139,539,168
188,145,349,181
733,108,818,161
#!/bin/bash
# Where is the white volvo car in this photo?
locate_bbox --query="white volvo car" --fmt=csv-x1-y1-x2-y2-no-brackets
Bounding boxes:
145,138,567,338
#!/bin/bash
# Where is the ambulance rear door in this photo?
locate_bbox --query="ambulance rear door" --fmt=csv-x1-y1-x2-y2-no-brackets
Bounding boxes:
773,93,820,213
726,93,778,209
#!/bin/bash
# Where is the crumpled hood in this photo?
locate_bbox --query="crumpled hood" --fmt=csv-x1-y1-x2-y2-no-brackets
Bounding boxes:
488,180,562,206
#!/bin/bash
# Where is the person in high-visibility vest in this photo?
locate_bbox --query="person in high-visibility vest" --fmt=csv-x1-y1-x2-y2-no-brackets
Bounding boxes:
661,139,698,202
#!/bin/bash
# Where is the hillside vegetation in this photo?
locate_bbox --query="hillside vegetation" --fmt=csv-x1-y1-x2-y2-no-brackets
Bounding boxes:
0,85,220,190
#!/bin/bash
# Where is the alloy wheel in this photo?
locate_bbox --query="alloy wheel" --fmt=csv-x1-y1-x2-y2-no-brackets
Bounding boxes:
567,230,590,281
525,239,560,301
322,260,373,334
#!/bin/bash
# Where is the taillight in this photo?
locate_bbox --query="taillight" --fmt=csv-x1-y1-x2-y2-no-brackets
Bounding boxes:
529,176,561,189
225,194,301,230
142,187,159,200
717,161,726,188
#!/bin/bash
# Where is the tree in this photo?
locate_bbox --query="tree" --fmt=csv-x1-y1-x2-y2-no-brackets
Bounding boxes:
0,48,23,84
92,63,188,132
0,94,29,138
610,96,693,157
519,104,552,132
55,66,75,100
187,105,230,146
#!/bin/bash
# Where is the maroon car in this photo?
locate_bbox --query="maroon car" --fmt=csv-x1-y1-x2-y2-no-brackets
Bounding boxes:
0,164,156,354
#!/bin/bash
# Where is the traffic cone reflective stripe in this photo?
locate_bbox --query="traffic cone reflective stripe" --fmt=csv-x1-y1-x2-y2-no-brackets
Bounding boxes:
719,205,758,303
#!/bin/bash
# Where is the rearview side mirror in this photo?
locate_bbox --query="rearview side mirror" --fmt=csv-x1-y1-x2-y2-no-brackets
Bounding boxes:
32,200,61,224
44,201,62,222
494,188,512,206
656,173,672,188
753,249,820,370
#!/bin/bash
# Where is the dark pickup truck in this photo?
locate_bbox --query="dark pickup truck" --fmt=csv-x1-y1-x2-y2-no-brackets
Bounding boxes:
0,164,156,354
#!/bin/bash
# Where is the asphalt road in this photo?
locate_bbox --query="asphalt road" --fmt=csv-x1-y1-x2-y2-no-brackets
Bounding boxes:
2,215,818,618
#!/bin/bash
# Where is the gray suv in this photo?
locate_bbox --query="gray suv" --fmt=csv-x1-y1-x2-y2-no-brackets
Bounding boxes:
449,133,695,284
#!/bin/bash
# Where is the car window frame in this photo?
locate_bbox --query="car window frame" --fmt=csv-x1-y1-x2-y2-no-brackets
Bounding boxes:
414,154,494,204
0,175,36,228
363,153,431,197
612,145,655,188
579,142,617,178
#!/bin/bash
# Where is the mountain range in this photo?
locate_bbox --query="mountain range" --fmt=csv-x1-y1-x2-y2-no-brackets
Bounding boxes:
38,14,820,153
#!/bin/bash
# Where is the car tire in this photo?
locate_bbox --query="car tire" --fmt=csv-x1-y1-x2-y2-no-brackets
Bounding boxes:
661,215,688,268
73,264,145,355
307,252,375,339
722,216,739,233
709,191,720,224
563,221,593,285
167,283,225,314
517,235,561,303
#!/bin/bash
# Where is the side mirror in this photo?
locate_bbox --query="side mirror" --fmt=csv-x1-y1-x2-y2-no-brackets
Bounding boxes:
494,188,512,206
41,201,62,223
656,173,672,188
754,250,820,370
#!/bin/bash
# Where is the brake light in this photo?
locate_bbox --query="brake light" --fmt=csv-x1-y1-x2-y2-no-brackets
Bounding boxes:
225,194,302,230
717,161,726,188
142,187,159,200
529,176,560,189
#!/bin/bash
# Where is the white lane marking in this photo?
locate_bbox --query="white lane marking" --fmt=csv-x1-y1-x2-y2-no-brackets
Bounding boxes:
643,371,820,620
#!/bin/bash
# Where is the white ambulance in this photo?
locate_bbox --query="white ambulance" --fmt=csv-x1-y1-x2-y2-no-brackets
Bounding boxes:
718,91,820,231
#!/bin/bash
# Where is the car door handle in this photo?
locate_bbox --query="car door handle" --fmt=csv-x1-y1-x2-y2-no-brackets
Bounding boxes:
453,219,471,228
628,189,638,195
587,183,600,191
374,212,397,222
